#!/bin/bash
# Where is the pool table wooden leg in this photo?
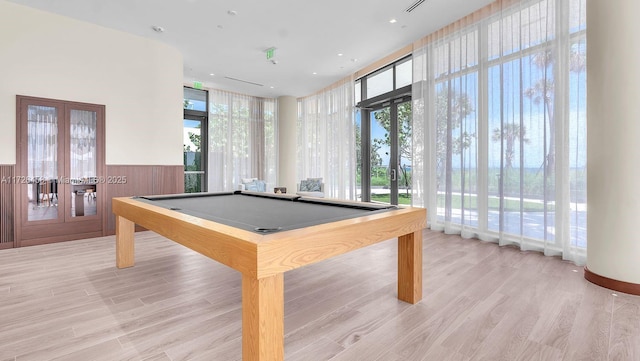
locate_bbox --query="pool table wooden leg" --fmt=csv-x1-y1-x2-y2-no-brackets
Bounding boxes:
242,273,284,361
397,230,423,304
116,215,135,269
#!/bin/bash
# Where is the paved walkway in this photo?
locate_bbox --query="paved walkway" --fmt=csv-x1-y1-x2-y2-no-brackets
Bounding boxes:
357,187,587,248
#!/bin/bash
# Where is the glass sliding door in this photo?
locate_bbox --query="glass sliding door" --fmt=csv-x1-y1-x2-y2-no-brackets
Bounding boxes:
356,56,412,206
397,101,412,205
183,87,208,193
370,107,392,204
368,100,412,205
183,116,206,193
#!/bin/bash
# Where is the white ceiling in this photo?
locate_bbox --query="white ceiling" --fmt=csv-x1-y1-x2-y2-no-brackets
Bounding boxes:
8,0,493,98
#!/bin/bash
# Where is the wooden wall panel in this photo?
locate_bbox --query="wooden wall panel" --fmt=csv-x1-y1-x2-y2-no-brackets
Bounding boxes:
0,165,15,249
152,165,185,195
105,165,183,234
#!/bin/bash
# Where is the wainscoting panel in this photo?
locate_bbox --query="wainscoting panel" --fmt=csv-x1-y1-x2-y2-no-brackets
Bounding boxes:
105,165,184,234
0,165,15,249
153,165,185,196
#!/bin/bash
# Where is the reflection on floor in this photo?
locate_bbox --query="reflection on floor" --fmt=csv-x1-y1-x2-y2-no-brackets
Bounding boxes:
27,192,97,221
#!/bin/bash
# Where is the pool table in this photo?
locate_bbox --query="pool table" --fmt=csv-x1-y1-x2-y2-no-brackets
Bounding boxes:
112,191,426,361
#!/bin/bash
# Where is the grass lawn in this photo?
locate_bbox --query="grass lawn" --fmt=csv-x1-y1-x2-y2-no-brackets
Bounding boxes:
438,193,554,212
369,192,555,211
370,193,412,205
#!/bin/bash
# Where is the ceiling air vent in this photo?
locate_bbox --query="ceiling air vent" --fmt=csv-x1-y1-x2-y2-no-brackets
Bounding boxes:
224,76,264,87
405,0,427,13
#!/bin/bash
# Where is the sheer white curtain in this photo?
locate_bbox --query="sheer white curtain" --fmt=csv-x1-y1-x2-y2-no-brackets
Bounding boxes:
207,89,277,191
27,105,58,182
412,0,587,264
297,77,357,199
69,109,97,180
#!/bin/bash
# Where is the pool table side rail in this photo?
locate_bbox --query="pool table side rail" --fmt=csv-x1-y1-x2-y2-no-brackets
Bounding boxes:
256,207,426,278
113,196,263,276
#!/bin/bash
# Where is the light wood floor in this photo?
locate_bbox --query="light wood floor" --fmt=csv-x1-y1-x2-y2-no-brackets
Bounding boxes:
1,230,639,361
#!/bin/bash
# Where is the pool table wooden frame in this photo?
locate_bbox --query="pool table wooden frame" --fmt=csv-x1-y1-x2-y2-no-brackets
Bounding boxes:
113,195,426,361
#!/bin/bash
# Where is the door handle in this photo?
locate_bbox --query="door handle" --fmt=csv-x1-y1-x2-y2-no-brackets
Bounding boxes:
390,169,397,181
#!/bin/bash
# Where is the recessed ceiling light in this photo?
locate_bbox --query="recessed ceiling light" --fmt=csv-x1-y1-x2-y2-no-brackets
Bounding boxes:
337,53,343,57
312,72,317,75
227,10,238,16
270,86,275,89
209,73,215,76
151,25,165,33
389,19,397,24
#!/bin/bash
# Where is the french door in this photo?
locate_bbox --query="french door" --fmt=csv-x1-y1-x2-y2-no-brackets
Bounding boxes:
15,96,105,246
363,98,412,205
183,87,208,193
183,114,207,193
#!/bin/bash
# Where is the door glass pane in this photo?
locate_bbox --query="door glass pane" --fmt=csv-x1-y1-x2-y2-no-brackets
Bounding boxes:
370,108,391,204
69,110,97,217
27,105,58,221
398,102,412,205
184,118,204,192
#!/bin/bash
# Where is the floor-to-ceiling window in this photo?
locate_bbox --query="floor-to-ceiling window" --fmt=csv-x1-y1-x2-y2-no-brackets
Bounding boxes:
186,87,275,193
207,89,276,192
298,77,356,200
412,0,586,264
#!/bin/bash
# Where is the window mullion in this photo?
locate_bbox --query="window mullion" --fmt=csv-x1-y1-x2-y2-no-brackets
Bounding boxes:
477,21,490,236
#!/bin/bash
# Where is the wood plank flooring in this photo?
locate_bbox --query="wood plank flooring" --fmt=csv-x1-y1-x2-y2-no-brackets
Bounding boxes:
1,230,639,360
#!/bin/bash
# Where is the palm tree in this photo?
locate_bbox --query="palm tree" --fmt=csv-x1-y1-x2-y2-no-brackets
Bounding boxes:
492,123,529,169
524,45,586,177
435,87,475,218
524,52,555,176
435,88,475,187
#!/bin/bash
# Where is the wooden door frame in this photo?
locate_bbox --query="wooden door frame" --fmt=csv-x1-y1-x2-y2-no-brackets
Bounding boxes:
15,95,106,247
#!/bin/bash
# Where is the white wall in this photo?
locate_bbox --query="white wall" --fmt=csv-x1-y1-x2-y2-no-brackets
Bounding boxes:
0,0,183,165
277,96,298,193
587,0,640,284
